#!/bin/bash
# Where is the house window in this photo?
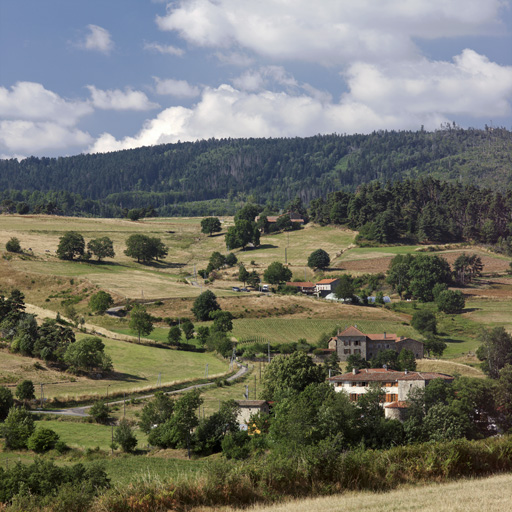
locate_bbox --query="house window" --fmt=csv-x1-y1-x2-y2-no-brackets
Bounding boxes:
385,393,398,402
351,382,358,387
354,349,361,354
344,349,351,354
386,344,390,348
350,394,359,402
354,340,359,346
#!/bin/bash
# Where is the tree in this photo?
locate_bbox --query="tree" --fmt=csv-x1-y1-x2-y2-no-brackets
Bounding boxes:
181,320,195,340
496,364,512,432
63,336,113,372
408,254,452,302
89,291,114,314
149,390,202,451
307,249,330,270
56,231,85,260
124,234,167,263
114,419,138,452
129,304,154,343
260,351,326,401
397,349,417,371
89,401,109,424
191,290,220,321
210,310,234,333
334,274,355,301
0,386,14,421
238,263,249,286
27,428,60,453
87,237,115,261
424,335,447,357
225,219,258,250
34,319,75,362
5,237,21,253
194,399,239,455
263,261,292,285
436,290,465,313
168,326,182,345
201,217,222,236
139,391,174,434
16,380,35,404
1,407,35,449
477,327,512,379
225,253,238,266
247,270,260,288
411,309,437,334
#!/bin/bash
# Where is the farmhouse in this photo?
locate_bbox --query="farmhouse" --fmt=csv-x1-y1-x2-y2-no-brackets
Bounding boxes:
328,325,424,361
255,211,304,224
315,278,340,297
328,368,454,420
235,400,270,428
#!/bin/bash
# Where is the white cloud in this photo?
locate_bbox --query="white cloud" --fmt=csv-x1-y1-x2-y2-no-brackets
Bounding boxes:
89,50,512,153
0,120,92,153
0,81,92,125
343,49,512,118
153,77,201,98
86,85,159,110
144,42,185,56
157,0,505,65
82,24,114,54
214,51,254,67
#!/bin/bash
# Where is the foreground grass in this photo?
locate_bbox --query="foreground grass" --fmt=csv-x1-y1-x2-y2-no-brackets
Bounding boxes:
208,473,512,512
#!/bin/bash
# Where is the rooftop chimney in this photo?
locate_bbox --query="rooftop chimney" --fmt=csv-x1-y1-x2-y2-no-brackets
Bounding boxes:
383,332,386,339
405,369,408,375
352,368,358,375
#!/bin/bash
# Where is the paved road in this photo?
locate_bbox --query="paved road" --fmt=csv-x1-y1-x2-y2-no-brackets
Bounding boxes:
33,363,249,417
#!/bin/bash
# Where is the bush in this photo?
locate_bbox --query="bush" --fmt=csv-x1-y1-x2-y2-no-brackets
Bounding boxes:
15,379,35,403
89,401,110,424
114,419,138,452
411,309,437,334
0,386,14,420
436,290,466,314
5,237,21,253
1,407,36,449
27,427,60,453
89,291,114,314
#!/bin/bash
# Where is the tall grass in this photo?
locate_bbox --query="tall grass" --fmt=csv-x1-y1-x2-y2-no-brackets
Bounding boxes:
93,436,512,512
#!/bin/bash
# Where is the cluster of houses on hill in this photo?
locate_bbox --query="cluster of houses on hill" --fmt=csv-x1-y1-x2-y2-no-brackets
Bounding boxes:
285,279,391,303
235,326,436,426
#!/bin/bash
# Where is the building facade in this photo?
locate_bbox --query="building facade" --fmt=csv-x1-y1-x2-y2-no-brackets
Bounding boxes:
328,326,424,361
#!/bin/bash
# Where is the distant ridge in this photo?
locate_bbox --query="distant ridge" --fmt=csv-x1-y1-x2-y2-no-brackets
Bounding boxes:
0,127,510,217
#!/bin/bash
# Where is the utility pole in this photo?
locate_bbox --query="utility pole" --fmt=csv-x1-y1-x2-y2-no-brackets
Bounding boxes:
111,424,114,455
267,340,270,363
123,392,126,418
285,247,287,264
40,384,44,409
254,375,257,399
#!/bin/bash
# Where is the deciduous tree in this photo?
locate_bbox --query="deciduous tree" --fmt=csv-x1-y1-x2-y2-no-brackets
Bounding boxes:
56,231,85,260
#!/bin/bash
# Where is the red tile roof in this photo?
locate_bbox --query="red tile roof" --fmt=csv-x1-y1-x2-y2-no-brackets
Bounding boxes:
286,282,315,287
338,326,366,337
366,333,398,341
385,401,409,409
316,278,339,284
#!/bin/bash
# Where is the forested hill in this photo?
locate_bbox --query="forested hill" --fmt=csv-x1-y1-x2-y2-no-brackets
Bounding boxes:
0,127,511,216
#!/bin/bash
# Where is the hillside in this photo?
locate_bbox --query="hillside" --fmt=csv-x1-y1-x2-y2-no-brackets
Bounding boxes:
0,127,510,216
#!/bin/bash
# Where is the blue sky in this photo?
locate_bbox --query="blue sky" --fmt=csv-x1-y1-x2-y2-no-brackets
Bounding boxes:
0,0,511,158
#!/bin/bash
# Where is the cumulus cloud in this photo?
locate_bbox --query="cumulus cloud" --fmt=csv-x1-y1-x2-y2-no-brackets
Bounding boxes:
157,0,505,65
144,42,185,56
0,82,92,125
86,86,159,110
81,24,114,54
153,77,201,98
89,50,512,153
0,120,92,153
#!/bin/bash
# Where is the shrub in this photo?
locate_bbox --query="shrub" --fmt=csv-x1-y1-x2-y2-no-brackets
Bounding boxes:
5,237,21,253
1,407,36,449
114,419,138,452
89,401,110,424
0,386,14,420
436,290,465,314
27,427,60,453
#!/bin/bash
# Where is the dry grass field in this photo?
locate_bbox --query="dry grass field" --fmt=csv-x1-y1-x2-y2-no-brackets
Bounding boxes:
192,473,512,512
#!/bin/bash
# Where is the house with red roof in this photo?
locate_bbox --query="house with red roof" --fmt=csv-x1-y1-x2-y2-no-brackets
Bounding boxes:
328,325,424,361
315,278,340,297
285,281,316,294
328,368,453,421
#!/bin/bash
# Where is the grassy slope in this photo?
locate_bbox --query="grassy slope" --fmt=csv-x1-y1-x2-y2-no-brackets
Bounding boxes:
216,473,512,512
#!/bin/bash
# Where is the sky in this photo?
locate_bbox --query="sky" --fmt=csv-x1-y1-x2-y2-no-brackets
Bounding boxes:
0,0,511,159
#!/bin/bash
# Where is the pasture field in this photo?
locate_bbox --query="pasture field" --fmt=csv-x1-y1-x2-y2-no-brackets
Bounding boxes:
0,334,230,401
0,215,356,301
211,473,512,512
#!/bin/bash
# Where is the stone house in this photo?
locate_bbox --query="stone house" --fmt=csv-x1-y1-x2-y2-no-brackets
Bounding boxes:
328,325,424,361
